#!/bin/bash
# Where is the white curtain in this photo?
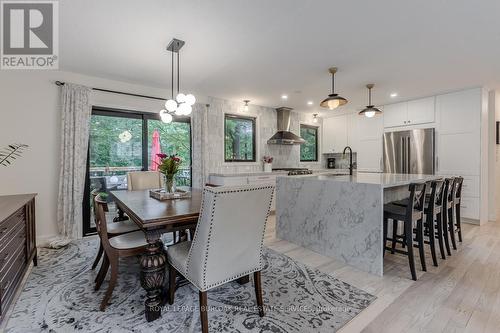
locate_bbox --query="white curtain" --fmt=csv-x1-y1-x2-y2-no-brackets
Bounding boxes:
50,83,92,248
191,103,210,188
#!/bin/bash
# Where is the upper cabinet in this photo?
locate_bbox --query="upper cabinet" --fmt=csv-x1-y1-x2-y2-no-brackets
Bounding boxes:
322,115,347,154
437,88,481,135
383,97,435,128
383,102,408,128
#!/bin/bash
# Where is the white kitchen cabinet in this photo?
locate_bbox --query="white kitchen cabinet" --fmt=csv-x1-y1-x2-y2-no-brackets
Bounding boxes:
322,115,347,154
437,132,480,175
208,174,277,210
356,139,383,172
435,88,483,221
357,110,384,141
407,97,435,125
437,88,481,134
347,113,359,152
383,97,435,128
383,102,408,128
208,175,248,186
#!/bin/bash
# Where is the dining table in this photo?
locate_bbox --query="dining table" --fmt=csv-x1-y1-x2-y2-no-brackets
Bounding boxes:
109,188,202,322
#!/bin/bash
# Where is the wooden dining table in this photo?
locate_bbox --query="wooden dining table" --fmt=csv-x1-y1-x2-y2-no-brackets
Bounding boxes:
109,188,202,322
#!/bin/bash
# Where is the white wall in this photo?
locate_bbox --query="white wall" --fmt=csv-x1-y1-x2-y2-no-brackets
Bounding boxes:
0,70,318,244
0,70,190,244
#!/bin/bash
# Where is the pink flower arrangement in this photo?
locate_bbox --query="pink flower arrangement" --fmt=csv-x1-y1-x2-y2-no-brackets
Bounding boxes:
157,154,182,178
262,155,273,164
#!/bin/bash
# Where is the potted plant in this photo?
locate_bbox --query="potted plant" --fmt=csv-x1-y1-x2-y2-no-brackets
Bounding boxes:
262,155,273,173
0,143,28,167
157,153,182,193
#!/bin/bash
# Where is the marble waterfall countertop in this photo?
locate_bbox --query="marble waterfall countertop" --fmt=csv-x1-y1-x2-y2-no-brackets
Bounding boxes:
280,172,441,188
275,172,442,276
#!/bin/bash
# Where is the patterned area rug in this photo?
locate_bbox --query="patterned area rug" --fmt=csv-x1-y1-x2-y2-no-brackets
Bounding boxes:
5,238,375,332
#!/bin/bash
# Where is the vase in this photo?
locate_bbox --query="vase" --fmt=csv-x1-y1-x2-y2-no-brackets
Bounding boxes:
164,175,176,194
263,163,272,173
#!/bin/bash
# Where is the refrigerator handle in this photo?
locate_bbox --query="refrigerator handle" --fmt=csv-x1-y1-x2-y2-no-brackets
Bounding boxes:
407,136,411,174
401,137,405,173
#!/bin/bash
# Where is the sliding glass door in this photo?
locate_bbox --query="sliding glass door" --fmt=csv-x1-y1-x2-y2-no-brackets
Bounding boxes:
83,107,191,236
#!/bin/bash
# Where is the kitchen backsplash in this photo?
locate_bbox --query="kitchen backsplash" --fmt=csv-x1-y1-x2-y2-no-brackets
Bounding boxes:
205,97,323,175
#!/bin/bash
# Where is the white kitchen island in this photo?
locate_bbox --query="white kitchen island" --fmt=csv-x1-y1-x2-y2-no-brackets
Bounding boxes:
275,172,442,276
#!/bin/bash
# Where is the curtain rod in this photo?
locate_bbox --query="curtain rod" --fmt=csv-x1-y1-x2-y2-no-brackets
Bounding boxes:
55,80,167,101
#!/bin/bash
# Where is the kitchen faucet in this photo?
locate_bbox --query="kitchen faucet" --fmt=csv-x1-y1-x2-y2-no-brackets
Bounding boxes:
343,146,354,176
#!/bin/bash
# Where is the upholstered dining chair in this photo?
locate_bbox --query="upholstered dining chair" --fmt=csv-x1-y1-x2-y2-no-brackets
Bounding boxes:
127,171,163,190
167,184,275,333
90,190,139,271
93,195,148,311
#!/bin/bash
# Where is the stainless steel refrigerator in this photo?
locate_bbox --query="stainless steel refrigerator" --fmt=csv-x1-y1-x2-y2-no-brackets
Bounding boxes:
383,128,435,174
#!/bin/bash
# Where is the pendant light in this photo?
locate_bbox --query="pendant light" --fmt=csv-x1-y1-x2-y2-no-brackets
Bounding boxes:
160,38,196,123
243,100,250,112
359,84,382,118
312,113,319,123
320,67,348,110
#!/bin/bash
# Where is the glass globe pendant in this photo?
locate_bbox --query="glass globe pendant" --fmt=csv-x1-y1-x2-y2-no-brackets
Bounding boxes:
160,38,196,120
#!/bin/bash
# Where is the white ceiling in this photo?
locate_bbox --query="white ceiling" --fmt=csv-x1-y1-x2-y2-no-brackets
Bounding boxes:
60,0,500,116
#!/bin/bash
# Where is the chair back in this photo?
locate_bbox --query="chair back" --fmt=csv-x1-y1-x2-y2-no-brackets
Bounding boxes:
454,177,464,201
443,177,455,208
90,189,107,223
186,184,274,291
429,179,445,209
407,182,426,218
127,171,163,190
93,194,112,252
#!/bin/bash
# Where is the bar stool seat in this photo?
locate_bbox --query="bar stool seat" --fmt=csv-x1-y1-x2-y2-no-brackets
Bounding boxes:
384,203,423,221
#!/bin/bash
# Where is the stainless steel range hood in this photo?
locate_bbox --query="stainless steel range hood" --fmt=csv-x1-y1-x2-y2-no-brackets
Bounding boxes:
267,107,305,145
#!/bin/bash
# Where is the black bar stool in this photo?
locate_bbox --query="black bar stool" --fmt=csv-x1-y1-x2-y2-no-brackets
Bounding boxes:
442,178,455,255
452,177,463,244
425,180,446,265
392,180,446,266
383,182,426,281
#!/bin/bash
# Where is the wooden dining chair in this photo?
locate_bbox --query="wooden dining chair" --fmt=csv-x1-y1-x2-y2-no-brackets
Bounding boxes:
166,184,274,333
93,194,148,311
90,190,139,271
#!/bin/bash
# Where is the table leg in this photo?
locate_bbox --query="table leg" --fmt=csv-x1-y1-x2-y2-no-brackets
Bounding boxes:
140,231,166,322
113,207,129,222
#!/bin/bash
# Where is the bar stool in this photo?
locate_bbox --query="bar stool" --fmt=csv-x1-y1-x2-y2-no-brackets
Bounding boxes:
392,180,446,266
453,177,464,244
442,178,456,255
424,180,446,265
383,182,426,281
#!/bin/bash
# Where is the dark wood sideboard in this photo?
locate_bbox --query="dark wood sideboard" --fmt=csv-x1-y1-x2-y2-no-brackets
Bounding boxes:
0,194,37,323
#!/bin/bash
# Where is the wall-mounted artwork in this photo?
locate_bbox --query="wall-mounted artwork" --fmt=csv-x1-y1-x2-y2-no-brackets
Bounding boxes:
497,121,500,144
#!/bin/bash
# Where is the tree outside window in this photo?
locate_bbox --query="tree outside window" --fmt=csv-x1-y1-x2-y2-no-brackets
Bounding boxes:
224,114,256,162
300,124,318,162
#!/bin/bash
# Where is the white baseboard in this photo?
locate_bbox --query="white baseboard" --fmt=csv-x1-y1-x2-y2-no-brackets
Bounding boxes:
462,217,480,225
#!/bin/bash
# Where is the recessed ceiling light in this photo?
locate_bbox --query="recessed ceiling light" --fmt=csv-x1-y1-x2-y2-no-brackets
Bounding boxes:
281,94,288,100
307,101,313,105
390,92,398,98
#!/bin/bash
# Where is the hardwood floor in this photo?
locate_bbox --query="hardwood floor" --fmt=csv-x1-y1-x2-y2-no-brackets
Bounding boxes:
264,214,500,333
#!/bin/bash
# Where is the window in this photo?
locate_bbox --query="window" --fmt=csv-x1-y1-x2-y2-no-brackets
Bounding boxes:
83,107,191,236
300,124,318,162
224,114,256,162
